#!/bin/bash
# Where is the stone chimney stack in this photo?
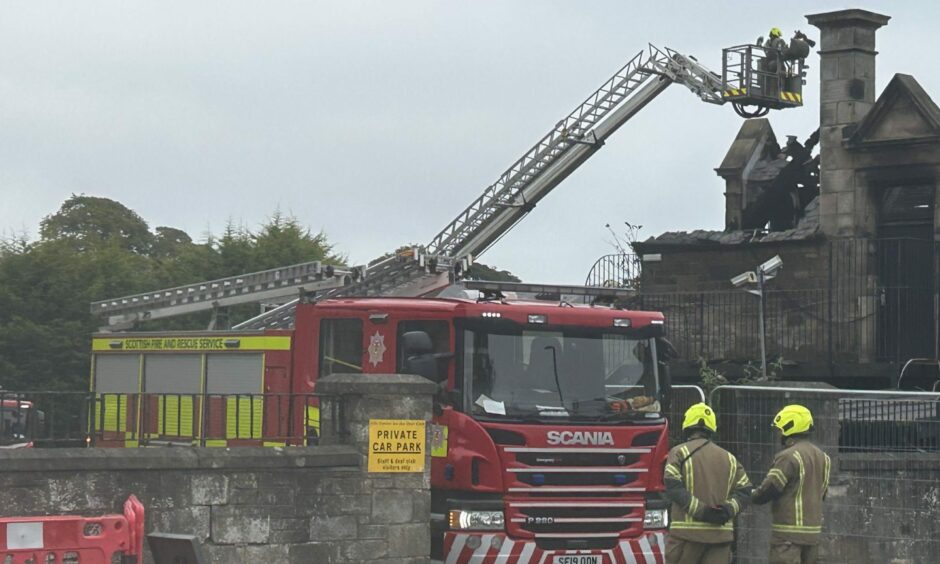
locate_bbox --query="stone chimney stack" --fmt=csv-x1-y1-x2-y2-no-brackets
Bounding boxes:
807,9,890,236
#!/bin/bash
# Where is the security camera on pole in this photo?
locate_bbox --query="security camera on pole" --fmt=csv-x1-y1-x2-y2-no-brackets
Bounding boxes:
731,256,783,380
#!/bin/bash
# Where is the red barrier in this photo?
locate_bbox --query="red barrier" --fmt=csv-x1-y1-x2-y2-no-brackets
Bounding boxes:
0,495,144,563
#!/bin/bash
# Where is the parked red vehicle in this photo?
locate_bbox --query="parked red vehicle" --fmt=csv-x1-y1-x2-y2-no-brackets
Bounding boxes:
0,398,43,449
91,283,673,563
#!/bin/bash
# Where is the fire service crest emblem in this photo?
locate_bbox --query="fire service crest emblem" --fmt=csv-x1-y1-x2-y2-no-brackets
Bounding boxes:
368,331,386,367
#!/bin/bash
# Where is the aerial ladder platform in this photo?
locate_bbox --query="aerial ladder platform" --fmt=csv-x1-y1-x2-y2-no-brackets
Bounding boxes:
93,43,805,331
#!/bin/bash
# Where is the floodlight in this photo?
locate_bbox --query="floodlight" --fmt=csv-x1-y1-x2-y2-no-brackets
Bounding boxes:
731,271,758,288
759,255,783,276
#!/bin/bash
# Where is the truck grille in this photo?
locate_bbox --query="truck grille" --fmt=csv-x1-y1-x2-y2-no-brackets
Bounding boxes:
501,446,653,544
506,501,645,548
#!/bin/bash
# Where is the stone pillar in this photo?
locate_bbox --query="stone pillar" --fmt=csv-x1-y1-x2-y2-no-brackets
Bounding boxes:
317,373,436,563
807,9,890,237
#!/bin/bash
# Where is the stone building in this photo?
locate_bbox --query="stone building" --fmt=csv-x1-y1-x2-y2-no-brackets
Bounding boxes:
629,9,940,385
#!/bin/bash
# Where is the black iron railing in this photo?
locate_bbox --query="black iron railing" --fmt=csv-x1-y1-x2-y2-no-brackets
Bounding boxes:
0,391,320,448
588,238,938,366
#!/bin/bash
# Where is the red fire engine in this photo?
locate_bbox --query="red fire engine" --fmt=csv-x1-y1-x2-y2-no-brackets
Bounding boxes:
91,282,673,562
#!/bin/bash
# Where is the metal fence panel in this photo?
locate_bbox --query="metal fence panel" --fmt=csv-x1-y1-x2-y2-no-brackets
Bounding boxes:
590,239,939,367
704,385,940,563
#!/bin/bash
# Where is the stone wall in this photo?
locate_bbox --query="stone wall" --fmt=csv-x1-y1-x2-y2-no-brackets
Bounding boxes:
635,240,838,367
823,453,940,563
0,374,435,564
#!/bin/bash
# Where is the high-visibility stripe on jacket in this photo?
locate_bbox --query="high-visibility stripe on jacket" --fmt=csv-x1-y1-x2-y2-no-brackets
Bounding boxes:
756,438,831,545
663,437,752,544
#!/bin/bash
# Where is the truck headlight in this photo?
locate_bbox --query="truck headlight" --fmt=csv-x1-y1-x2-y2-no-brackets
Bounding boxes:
448,510,505,530
644,508,669,529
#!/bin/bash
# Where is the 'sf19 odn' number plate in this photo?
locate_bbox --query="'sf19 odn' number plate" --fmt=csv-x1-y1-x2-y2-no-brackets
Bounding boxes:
552,556,601,564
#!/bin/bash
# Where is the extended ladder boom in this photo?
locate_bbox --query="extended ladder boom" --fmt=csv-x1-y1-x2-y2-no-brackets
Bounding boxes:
96,45,727,330
312,46,725,301
427,45,724,262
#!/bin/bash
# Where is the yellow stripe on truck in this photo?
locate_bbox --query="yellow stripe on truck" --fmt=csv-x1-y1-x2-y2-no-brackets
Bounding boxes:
158,396,195,437
97,394,128,432
226,397,263,439
92,335,291,352
307,406,320,435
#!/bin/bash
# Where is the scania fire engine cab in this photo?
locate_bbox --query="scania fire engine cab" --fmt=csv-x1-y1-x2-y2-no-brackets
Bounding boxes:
91,282,672,563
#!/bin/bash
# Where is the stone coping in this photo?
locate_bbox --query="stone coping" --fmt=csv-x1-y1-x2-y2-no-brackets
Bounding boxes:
839,451,940,471
806,9,890,28
317,373,437,396
0,445,359,473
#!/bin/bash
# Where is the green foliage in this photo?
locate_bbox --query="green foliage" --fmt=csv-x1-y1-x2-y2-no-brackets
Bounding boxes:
742,356,784,382
697,358,729,395
0,196,344,392
466,263,521,282
40,195,153,254
697,356,784,396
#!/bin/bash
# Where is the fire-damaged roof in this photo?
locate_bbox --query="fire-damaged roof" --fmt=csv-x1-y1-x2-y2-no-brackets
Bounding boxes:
634,196,819,250
715,118,778,174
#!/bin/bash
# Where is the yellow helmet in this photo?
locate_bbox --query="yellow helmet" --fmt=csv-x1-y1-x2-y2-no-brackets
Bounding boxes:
682,403,717,433
772,404,814,436
769,27,783,38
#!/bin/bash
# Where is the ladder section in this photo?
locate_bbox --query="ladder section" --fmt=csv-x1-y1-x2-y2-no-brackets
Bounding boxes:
427,45,725,263
232,249,462,330
425,49,660,260
644,45,725,105
91,261,361,329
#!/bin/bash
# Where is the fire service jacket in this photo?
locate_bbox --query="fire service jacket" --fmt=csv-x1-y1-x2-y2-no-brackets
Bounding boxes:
663,436,752,543
753,438,831,545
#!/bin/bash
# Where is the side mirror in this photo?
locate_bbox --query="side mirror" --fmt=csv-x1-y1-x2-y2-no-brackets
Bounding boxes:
657,362,673,414
656,337,679,361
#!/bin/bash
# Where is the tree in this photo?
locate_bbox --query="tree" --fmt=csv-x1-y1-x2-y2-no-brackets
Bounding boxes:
150,226,193,259
39,195,153,254
0,197,344,391
248,211,343,271
466,263,521,282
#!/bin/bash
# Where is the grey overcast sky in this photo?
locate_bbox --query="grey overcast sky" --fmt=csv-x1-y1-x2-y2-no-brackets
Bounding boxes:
2,1,937,283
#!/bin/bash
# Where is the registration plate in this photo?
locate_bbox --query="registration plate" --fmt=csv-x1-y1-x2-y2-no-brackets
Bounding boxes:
552,556,601,564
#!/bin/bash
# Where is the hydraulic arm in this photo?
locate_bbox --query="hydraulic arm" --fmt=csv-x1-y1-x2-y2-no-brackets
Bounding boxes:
92,44,774,331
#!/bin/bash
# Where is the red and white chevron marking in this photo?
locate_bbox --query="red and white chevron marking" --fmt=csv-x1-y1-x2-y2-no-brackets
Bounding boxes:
443,532,665,564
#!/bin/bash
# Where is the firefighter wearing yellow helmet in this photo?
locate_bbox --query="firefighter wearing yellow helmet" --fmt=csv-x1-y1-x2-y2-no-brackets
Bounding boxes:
662,403,752,564
752,404,832,564
767,27,788,51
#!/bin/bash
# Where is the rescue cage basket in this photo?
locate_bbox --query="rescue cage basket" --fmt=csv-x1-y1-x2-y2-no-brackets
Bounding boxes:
0,495,144,563
722,44,805,117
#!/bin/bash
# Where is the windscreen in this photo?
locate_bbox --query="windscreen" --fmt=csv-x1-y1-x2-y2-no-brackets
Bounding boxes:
463,324,660,421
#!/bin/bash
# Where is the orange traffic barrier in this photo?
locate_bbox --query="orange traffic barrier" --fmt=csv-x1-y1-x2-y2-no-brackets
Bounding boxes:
0,495,144,563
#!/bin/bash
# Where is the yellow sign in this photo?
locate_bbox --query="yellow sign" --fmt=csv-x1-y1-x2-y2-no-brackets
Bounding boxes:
92,336,292,352
368,419,426,473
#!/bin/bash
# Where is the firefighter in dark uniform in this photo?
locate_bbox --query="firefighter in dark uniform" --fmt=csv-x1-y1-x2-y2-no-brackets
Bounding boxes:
662,403,752,564
752,404,832,564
